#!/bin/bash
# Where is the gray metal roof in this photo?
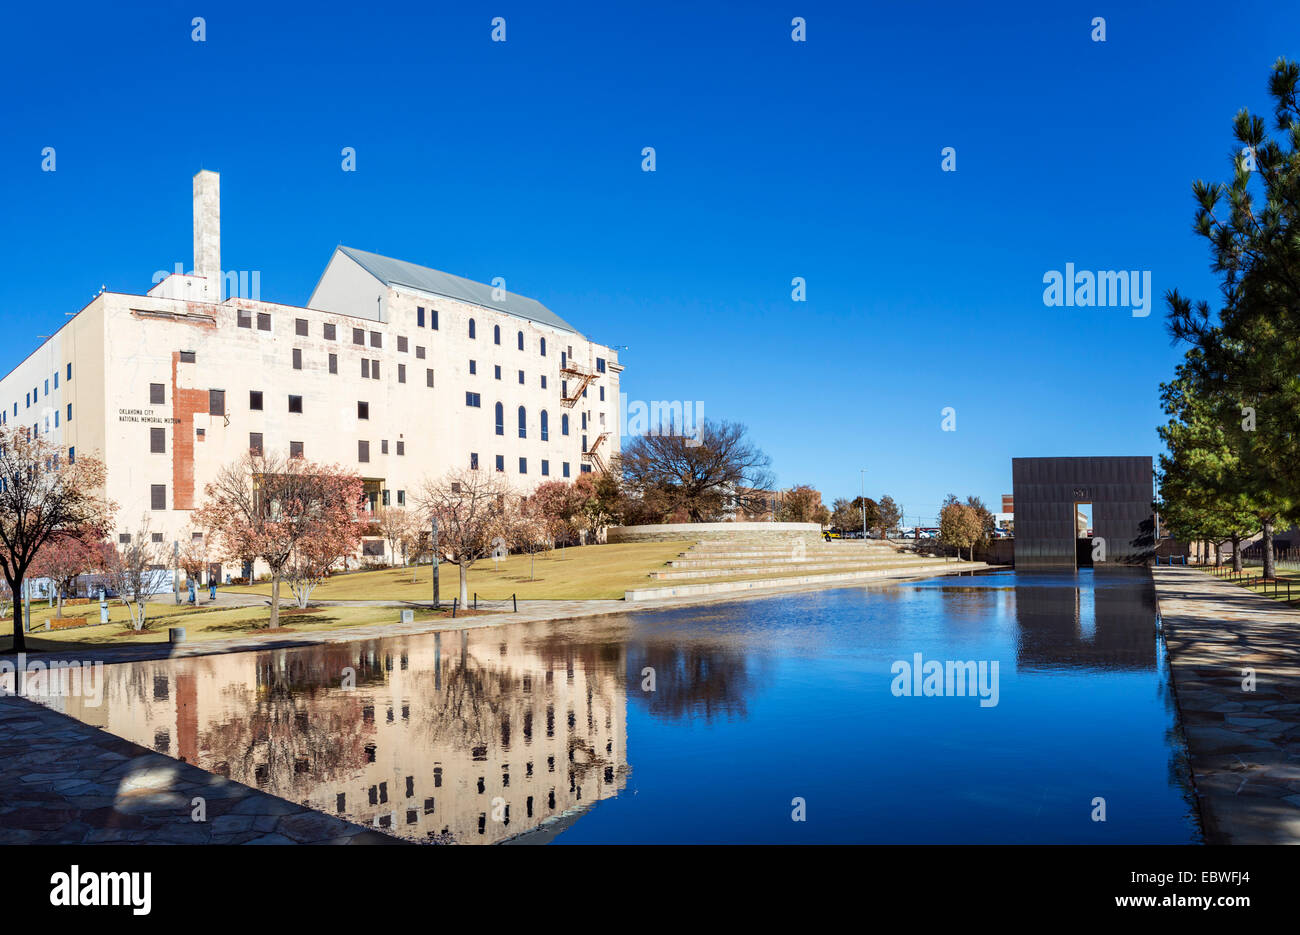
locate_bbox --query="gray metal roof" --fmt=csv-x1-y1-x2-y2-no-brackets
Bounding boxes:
338,246,579,335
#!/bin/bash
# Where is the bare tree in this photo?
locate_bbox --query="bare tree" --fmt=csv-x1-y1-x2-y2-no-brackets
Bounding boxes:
104,517,167,631
621,419,774,522
375,506,418,568
197,453,363,629
0,429,111,652
414,469,512,607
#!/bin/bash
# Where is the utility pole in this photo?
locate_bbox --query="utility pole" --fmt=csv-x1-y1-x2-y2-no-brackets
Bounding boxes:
431,517,440,609
173,541,181,604
23,580,31,634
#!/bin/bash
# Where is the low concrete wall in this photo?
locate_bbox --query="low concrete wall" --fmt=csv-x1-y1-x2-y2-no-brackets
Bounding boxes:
608,521,821,545
626,560,985,601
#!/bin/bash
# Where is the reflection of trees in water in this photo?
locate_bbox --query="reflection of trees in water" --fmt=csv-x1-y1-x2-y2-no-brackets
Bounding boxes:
189,647,382,799
628,642,764,723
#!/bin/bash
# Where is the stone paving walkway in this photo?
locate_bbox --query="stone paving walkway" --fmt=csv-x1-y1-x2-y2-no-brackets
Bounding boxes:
1151,566,1300,844
0,695,402,845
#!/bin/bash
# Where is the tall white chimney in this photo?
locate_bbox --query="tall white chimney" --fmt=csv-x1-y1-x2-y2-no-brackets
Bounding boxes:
193,170,220,298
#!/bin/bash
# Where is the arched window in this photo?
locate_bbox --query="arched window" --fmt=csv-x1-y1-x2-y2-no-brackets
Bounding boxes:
494,402,504,436
517,331,524,350
540,337,547,357
469,318,476,339
518,406,527,439
540,410,549,441
493,324,501,345
561,414,570,436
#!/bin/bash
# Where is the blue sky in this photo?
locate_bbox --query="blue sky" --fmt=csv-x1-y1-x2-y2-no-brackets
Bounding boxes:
1,1,1295,524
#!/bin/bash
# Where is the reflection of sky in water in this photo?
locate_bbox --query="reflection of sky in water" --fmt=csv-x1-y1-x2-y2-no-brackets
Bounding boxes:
67,568,1199,844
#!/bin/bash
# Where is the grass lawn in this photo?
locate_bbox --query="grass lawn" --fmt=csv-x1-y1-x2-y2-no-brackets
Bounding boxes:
0,600,478,649
1204,566,1300,607
227,540,693,602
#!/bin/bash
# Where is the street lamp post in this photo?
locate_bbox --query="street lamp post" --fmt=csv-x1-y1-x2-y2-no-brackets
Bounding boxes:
860,469,867,540
431,517,440,609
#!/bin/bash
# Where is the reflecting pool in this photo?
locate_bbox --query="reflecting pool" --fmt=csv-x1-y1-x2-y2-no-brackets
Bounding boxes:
60,568,1200,843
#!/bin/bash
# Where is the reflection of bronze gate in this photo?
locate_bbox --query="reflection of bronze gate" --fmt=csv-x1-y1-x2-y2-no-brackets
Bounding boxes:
208,563,222,585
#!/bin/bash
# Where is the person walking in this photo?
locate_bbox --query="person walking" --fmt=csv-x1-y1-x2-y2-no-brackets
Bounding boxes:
209,578,217,603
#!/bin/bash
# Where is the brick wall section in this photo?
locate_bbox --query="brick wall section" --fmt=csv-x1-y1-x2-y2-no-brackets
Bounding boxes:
171,351,210,510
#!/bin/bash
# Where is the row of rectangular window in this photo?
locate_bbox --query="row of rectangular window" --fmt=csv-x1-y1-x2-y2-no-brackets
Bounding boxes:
356,439,407,462
11,363,71,416
469,452,570,477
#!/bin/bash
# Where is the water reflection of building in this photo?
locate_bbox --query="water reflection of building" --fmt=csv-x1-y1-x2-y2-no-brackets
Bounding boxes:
1013,572,1158,671
63,629,628,844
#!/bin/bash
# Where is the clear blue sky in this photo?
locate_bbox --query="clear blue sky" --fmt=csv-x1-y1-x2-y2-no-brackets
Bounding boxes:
1,1,1295,524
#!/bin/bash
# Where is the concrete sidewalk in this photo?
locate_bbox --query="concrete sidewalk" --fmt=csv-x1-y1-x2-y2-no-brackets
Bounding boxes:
1151,566,1300,844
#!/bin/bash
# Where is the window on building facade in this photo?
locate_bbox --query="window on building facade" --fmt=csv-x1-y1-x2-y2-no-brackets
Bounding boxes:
541,410,549,441
290,441,303,458
292,348,303,369
562,462,570,478
430,308,438,330
540,338,546,356
417,307,425,327
329,353,338,374
562,414,569,435
179,351,195,363
358,401,369,419
257,312,271,331
469,360,476,375
493,325,501,345
209,389,225,416
495,402,504,435
370,331,382,348
150,427,165,453
426,368,434,387
397,336,408,353
237,309,252,328
519,457,527,474
416,346,425,359
396,441,405,455
249,432,263,455
249,390,263,410
381,440,389,455
324,322,336,340
495,454,504,472
351,328,363,345
150,484,166,510
517,331,524,350
358,440,370,462
466,392,482,408
541,460,549,476
398,364,406,383
470,452,479,470
372,360,380,379
295,318,308,336
468,319,476,339
150,383,165,405
518,406,527,438
541,375,547,389
288,395,303,414
361,359,370,379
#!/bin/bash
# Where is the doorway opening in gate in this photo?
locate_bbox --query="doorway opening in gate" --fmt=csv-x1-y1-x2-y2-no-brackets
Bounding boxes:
1075,502,1094,568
